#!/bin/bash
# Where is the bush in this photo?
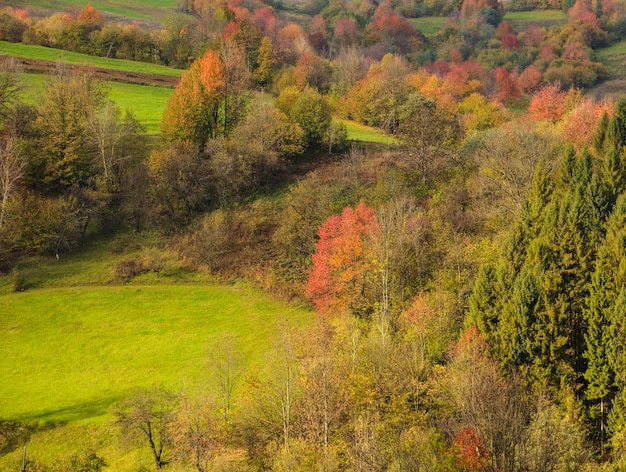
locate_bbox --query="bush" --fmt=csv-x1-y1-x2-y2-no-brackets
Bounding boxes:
10,268,25,292
112,258,147,281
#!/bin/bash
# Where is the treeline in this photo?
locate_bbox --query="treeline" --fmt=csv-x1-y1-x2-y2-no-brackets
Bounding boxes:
1,0,626,87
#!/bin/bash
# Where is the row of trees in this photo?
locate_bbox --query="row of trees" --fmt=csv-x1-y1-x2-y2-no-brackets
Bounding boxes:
85,318,588,472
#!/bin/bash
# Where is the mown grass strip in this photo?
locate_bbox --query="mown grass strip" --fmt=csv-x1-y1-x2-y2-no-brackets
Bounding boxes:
0,41,182,77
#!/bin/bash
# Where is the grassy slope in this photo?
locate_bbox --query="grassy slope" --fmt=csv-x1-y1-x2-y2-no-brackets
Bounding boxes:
589,41,626,98
20,72,173,134
107,81,173,133
0,237,312,468
0,41,182,77
1,0,177,21
410,10,566,36
408,17,446,37
340,119,399,145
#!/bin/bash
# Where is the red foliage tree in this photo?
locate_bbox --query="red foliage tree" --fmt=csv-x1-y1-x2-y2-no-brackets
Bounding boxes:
77,3,104,25
444,61,485,97
522,24,545,47
493,66,520,103
562,41,589,61
495,20,514,39
501,33,520,49
252,7,277,36
369,12,421,54
518,64,542,93
333,17,357,47
308,14,328,54
305,203,378,316
453,427,490,471
538,43,555,64
12,7,30,20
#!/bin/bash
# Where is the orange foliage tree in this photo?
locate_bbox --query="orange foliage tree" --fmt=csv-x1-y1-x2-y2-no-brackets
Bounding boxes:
528,84,582,122
563,98,614,151
77,3,104,26
306,203,378,317
161,50,223,147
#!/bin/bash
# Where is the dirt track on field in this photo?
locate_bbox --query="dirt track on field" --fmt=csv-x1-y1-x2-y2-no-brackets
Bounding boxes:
0,55,180,87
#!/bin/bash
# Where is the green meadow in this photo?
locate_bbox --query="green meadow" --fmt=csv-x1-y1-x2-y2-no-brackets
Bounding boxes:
0,41,183,77
503,10,567,21
19,73,173,134
0,236,312,468
409,11,567,37
107,82,173,133
341,119,399,145
408,17,447,37
2,0,177,21
503,9,567,29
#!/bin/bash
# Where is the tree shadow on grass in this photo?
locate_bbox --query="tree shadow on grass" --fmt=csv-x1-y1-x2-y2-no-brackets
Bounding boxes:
0,394,121,455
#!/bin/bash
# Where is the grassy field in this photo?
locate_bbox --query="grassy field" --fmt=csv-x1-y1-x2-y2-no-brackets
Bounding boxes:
107,81,173,133
0,235,312,468
408,17,447,37
341,119,399,145
588,40,626,98
409,11,567,36
19,72,173,134
503,9,567,29
1,0,178,21
0,41,183,77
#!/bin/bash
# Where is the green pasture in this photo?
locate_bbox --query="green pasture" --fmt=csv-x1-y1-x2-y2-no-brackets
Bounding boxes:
341,119,399,145
2,0,177,21
107,82,173,133
596,40,626,79
588,40,626,98
0,41,183,77
408,17,447,37
19,72,172,134
596,40,626,59
408,11,566,36
0,238,312,426
503,9,567,29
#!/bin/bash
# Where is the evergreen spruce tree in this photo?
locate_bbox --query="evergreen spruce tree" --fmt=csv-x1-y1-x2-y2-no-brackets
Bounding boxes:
592,111,610,155
498,268,540,370
607,290,626,453
584,261,615,448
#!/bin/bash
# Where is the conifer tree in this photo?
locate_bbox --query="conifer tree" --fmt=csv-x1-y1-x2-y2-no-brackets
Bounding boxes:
584,259,615,446
592,111,609,155
498,269,540,370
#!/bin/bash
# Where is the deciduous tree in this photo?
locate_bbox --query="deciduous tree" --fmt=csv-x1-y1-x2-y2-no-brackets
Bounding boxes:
306,202,378,317
115,387,178,469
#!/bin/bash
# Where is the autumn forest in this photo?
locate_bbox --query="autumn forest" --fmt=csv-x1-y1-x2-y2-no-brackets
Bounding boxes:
1,0,626,468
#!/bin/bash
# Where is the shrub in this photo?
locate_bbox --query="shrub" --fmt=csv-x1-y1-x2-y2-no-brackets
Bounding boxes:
112,258,147,281
10,268,25,292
